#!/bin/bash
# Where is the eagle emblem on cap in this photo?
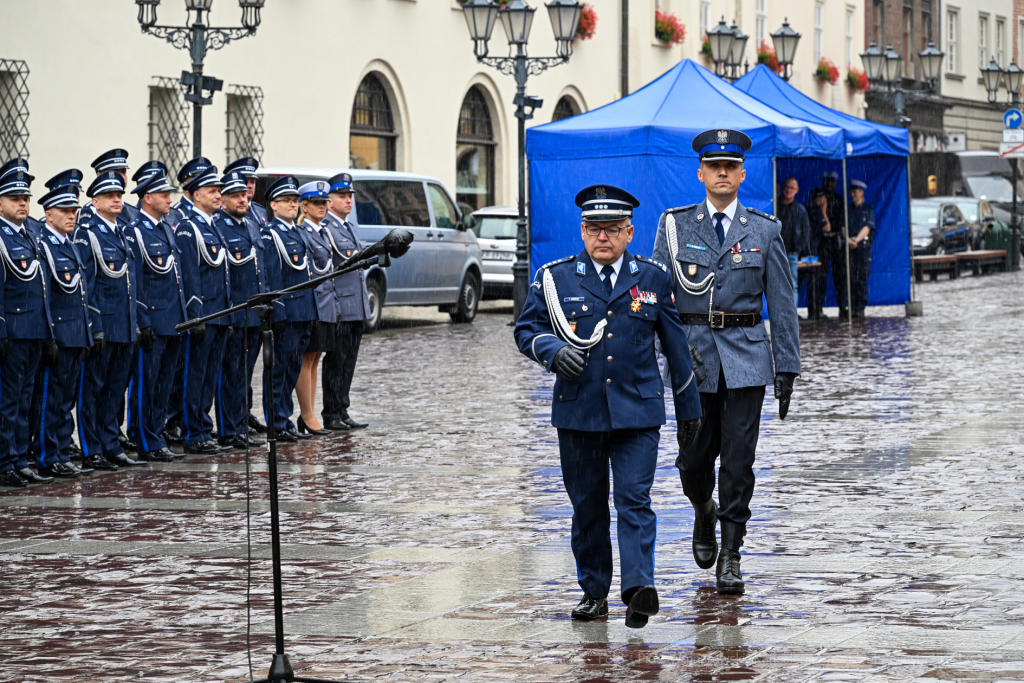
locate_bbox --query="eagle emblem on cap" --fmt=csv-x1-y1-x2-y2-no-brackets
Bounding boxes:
318,182,326,191
595,187,606,198
716,130,729,143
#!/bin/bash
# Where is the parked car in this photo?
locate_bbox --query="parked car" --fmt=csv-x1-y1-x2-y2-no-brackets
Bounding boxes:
911,199,973,256
466,205,518,300
936,196,999,249
255,169,483,331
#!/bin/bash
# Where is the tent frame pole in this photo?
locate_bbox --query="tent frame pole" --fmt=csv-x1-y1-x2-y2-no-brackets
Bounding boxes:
842,159,852,324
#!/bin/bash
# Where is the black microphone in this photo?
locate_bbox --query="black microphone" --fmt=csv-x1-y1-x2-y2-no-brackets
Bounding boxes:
348,229,414,264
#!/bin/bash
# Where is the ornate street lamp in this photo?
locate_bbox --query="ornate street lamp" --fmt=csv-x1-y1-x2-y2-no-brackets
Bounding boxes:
860,40,885,82
1005,60,1024,106
726,20,749,81
707,17,736,78
982,57,1005,103
462,0,582,319
771,18,801,81
135,0,263,157
881,43,902,84
917,41,944,88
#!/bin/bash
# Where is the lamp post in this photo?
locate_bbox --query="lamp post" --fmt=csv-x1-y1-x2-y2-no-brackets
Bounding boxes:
860,41,943,128
982,57,1005,104
706,16,736,79
135,0,264,157
981,57,1023,271
462,0,582,320
771,18,801,81
726,20,749,81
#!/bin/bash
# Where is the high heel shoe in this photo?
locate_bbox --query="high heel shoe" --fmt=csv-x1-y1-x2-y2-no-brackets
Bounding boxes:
297,416,331,437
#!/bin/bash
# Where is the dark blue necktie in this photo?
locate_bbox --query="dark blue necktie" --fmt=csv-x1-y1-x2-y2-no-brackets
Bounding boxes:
713,212,726,246
600,265,615,294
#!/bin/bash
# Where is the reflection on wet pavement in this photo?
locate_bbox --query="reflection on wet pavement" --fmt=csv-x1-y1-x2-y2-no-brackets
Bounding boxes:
2,274,1024,682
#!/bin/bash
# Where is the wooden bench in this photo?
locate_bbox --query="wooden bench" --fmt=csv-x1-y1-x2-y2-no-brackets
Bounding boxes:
957,249,1008,276
914,254,960,282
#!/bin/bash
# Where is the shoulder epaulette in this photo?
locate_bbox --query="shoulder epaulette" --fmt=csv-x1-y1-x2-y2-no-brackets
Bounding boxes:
542,254,575,269
747,207,780,223
636,254,667,272
665,204,697,214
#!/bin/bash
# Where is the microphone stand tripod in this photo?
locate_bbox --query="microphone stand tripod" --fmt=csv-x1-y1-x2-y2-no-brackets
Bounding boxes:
177,232,410,683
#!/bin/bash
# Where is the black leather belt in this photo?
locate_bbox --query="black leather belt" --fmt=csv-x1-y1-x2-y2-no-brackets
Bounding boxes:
680,312,763,329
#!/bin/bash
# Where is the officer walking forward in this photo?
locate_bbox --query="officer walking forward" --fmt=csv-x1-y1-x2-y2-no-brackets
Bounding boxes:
652,129,800,595
514,185,703,628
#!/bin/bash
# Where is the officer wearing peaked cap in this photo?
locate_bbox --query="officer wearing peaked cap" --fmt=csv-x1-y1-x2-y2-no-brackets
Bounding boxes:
212,171,276,450
174,165,233,455
0,165,63,488
846,179,874,318
131,160,168,210
225,157,268,228
263,175,318,443
30,185,100,476
79,149,140,227
164,156,212,231
124,171,188,463
514,183,703,628
26,170,87,238
320,172,371,431
74,171,146,468
652,129,800,595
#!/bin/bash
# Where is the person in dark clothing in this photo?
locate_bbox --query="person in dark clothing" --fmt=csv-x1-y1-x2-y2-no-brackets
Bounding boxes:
776,177,809,306
847,180,875,317
808,172,847,318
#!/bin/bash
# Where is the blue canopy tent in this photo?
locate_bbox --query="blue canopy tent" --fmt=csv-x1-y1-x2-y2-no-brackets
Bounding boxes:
526,59,845,275
734,64,911,307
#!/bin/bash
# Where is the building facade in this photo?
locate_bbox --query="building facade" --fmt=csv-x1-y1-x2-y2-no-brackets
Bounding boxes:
4,0,860,213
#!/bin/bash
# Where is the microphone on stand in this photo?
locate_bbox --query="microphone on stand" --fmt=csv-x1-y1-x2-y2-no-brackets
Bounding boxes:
340,228,414,269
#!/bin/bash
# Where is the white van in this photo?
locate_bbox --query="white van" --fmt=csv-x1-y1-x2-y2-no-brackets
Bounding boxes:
255,169,483,331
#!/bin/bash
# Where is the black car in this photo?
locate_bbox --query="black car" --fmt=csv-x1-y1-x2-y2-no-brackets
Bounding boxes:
911,199,973,256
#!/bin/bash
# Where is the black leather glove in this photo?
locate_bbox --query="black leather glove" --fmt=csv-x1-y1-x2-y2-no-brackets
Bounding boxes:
92,331,106,356
42,340,59,367
271,320,287,340
139,326,156,352
689,344,706,385
191,322,206,345
678,417,702,451
774,372,798,420
0,337,9,364
551,346,586,381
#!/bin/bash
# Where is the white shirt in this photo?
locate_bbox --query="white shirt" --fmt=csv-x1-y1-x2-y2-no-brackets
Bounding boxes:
706,196,739,240
45,224,68,245
596,254,624,289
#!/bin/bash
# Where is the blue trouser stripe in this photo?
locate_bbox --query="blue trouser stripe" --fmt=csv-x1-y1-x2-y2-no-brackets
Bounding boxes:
37,368,49,468
136,350,149,453
216,367,224,437
77,362,89,459
182,332,192,444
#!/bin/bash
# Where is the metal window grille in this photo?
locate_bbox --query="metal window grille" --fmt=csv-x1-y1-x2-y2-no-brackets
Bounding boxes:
457,87,493,142
226,84,264,164
148,77,190,173
552,96,578,122
0,60,30,160
351,74,395,134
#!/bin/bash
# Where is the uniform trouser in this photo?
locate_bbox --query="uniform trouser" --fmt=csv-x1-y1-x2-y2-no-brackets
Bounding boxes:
165,345,185,432
116,344,138,439
677,368,765,527
321,320,364,423
850,244,872,314
31,347,84,468
557,426,660,601
132,335,182,453
0,340,43,473
82,341,134,459
216,326,261,438
270,322,311,431
812,237,847,314
182,325,231,445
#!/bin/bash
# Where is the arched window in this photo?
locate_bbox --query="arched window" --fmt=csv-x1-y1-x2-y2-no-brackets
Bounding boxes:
350,73,396,170
456,86,496,212
552,95,580,121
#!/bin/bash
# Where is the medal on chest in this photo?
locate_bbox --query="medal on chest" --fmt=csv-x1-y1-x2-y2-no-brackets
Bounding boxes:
629,285,642,312
688,264,697,276
20,260,27,269
64,272,71,281
235,252,242,260
211,245,218,254
109,262,116,270
568,321,577,333
157,256,164,265
293,254,300,263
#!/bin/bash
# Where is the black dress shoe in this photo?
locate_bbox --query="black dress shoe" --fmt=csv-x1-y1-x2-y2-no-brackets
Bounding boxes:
691,497,719,569
297,417,331,437
140,447,175,462
247,413,267,434
342,416,369,429
323,419,352,431
624,585,659,629
283,427,311,440
110,453,147,467
219,435,265,450
276,429,298,443
69,461,94,475
716,521,745,595
1,470,28,487
84,455,119,471
570,593,608,621
117,433,137,453
40,461,79,479
17,467,54,484
67,443,84,459
185,440,222,455
163,426,184,445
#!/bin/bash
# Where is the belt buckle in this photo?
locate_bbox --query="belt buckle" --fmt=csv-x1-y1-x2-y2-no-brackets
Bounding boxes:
709,311,726,329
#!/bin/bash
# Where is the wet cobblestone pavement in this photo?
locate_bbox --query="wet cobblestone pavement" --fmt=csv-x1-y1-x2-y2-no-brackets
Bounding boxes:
2,272,1024,682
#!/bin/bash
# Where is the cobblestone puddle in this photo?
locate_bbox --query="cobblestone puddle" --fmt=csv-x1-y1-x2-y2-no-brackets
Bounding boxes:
1,273,1023,681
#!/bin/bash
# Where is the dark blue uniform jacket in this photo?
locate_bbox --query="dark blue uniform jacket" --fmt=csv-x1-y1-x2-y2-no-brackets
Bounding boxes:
215,210,283,327
38,229,92,348
0,220,54,340
73,216,137,344
264,218,317,323
176,213,231,326
125,212,188,337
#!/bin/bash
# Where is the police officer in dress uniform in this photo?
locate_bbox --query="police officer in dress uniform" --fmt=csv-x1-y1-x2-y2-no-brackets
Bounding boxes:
514,185,703,628
123,172,187,463
0,165,63,487
31,184,100,475
321,173,371,431
213,171,274,450
164,157,212,231
75,171,147,469
652,129,801,595
131,161,169,211
846,180,874,318
79,149,140,228
262,176,317,443
174,166,233,455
